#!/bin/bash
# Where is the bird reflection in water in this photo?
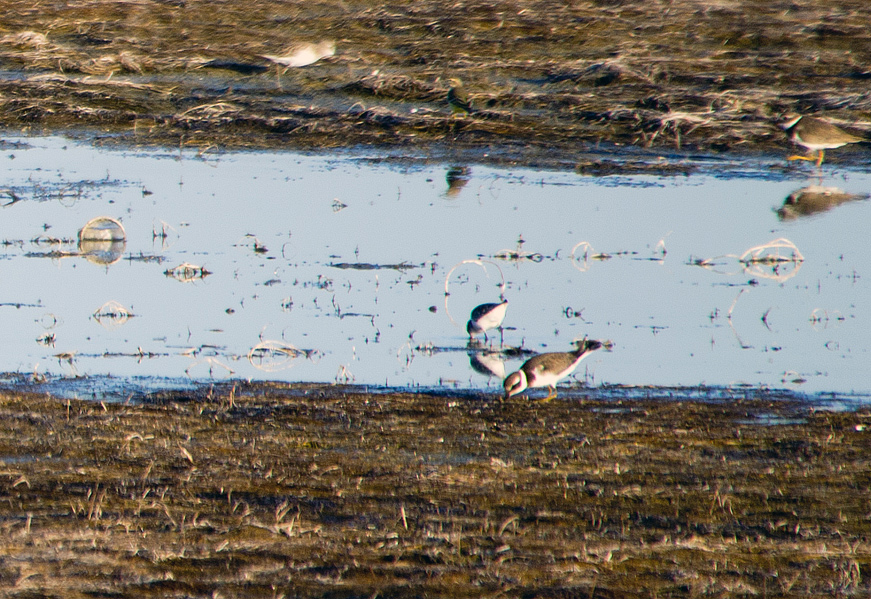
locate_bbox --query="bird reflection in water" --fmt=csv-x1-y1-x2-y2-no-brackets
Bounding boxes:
503,338,603,402
777,186,868,220
447,78,474,116
468,350,506,380
445,166,471,198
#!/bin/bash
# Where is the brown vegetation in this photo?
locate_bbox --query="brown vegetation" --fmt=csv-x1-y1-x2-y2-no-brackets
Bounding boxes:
0,1,870,168
0,385,870,597
2,3,871,595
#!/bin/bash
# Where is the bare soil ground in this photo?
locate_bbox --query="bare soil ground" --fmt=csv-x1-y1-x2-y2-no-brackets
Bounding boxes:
1,0,870,170
1,384,870,598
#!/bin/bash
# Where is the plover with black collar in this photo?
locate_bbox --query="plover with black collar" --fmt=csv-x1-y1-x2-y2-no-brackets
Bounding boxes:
503,338,602,401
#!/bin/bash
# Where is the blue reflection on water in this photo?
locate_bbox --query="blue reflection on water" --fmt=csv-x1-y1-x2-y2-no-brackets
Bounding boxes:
0,136,868,398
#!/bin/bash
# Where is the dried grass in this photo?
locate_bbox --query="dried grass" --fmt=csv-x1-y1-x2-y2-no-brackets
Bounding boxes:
0,0,870,166
0,387,870,597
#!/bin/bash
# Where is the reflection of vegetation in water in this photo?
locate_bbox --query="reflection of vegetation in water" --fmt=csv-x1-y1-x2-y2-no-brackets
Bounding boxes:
738,237,804,282
164,262,212,282
92,300,134,330
0,178,126,208
247,340,320,372
691,237,804,282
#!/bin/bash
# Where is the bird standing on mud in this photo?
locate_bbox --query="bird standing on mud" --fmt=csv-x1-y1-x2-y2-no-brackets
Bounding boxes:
782,115,864,167
503,338,602,401
467,300,508,342
447,78,474,116
261,41,336,68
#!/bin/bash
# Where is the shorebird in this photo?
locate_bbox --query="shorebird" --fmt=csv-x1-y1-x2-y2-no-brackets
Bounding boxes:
782,115,864,167
262,41,336,68
467,300,508,342
503,339,602,401
447,78,474,115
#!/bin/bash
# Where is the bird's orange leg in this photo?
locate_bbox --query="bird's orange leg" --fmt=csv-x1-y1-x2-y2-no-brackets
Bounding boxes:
539,387,558,403
815,150,825,167
787,154,815,163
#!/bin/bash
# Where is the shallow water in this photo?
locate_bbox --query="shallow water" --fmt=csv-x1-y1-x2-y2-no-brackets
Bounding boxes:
0,136,868,399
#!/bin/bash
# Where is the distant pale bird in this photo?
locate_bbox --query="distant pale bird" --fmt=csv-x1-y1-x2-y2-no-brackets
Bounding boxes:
782,115,864,166
467,300,508,341
447,78,474,115
503,339,602,401
262,41,336,68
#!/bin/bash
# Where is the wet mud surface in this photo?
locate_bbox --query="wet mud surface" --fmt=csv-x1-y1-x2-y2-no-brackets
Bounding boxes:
1,0,871,171
0,384,870,597
2,3,871,596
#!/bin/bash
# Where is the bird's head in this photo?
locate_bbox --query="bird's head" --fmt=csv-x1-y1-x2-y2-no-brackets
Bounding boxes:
503,370,527,399
466,319,481,336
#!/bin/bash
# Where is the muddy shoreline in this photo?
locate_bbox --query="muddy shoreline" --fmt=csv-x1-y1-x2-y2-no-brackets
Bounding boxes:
1,0,870,171
2,2,871,595
1,383,870,597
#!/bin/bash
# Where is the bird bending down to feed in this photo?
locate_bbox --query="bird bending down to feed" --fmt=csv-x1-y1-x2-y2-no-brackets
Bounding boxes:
782,115,864,167
467,300,508,342
447,78,474,115
503,338,603,401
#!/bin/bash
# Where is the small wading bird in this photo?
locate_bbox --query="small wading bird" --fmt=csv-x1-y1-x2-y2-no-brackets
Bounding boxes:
467,300,508,342
447,78,474,116
262,41,336,68
503,338,603,401
782,115,865,167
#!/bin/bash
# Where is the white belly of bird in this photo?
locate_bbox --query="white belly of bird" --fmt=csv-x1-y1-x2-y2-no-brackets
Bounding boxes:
795,135,850,151
477,303,507,331
529,362,578,388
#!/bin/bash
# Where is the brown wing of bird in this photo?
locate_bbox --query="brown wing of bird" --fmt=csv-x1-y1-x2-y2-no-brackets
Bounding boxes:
448,84,474,115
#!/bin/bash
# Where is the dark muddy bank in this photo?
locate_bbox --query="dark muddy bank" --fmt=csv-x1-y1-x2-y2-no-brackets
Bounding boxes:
1,0,870,170
1,3,871,596
1,383,870,597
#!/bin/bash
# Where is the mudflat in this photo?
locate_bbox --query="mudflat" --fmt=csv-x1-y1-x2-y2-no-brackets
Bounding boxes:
0,0,870,170
1,384,870,597
1,2,871,597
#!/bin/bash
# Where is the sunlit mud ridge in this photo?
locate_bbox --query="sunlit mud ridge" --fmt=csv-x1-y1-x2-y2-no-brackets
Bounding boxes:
1,1,871,169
